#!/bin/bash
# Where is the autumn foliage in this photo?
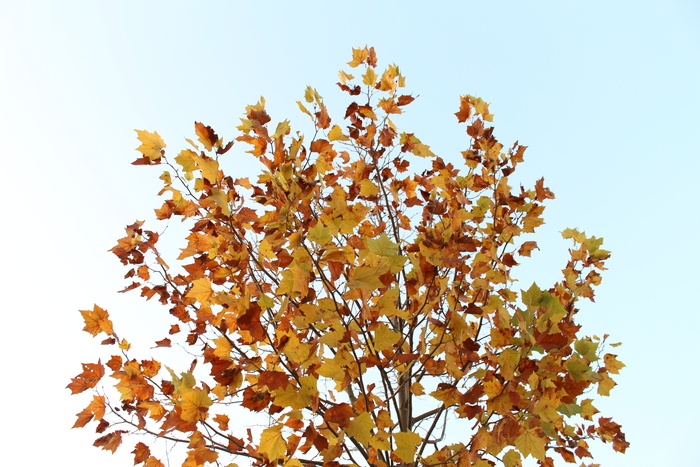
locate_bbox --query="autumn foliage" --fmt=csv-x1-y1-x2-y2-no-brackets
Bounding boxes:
70,47,627,467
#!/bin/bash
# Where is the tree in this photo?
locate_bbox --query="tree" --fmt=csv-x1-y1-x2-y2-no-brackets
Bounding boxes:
70,47,627,467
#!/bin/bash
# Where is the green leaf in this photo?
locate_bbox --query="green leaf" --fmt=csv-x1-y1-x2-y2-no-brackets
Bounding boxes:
308,222,332,246
575,338,599,361
540,421,556,439
561,227,581,240
366,233,399,256
502,449,522,467
566,358,600,382
521,283,542,308
347,266,385,290
167,368,196,394
557,403,583,417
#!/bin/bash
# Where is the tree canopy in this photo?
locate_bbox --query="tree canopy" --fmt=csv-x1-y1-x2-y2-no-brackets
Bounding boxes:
70,46,627,467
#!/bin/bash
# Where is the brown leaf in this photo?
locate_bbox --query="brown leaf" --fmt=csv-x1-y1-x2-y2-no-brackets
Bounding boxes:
93,430,125,453
324,403,354,428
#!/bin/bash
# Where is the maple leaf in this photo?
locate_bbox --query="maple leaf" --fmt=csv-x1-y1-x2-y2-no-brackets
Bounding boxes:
80,305,114,336
86,395,106,419
135,130,166,161
259,424,287,461
347,265,386,290
132,442,151,464
604,353,625,374
328,125,349,141
93,430,126,453
502,449,522,467
518,241,539,257
72,409,93,428
67,362,104,394
324,403,354,428
144,457,165,467
515,428,546,461
180,389,213,423
346,411,376,448
392,431,422,463
194,122,219,151
185,277,214,306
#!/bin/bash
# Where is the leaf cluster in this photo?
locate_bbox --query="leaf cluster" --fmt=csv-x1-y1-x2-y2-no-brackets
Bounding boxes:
70,47,627,467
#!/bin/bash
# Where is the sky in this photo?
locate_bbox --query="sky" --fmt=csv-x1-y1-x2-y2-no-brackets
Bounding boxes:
1,0,698,465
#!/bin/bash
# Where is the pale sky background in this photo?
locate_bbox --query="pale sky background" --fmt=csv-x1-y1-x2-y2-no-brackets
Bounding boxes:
1,1,699,466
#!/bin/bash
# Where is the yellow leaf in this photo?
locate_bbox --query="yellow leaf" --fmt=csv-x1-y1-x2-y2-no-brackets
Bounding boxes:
392,431,421,463
318,348,354,389
604,354,625,374
212,336,232,361
347,265,385,291
484,379,503,398
379,65,399,92
338,70,354,85
180,389,213,422
272,375,317,410
273,120,291,139
260,425,287,461
175,149,197,176
281,332,312,366
186,278,215,306
514,428,546,461
359,179,379,197
208,189,231,216
296,101,311,116
502,449,522,467
304,86,318,103
258,238,277,260
497,348,520,381
308,223,332,246
413,142,436,158
363,68,377,86
328,125,349,141
135,130,166,160
346,411,376,447
372,323,401,352
597,373,616,396
347,47,368,68
193,154,220,184
410,382,425,396
138,401,165,420
370,430,392,450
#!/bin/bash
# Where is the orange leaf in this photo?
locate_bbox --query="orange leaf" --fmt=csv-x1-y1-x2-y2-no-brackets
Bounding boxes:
67,362,104,394
80,305,114,336
132,442,151,464
195,122,219,151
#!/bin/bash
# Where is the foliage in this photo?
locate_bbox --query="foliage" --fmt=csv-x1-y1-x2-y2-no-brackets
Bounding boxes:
70,47,627,467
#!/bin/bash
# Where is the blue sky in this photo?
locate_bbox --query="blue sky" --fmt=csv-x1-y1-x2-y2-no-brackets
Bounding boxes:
1,1,698,465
